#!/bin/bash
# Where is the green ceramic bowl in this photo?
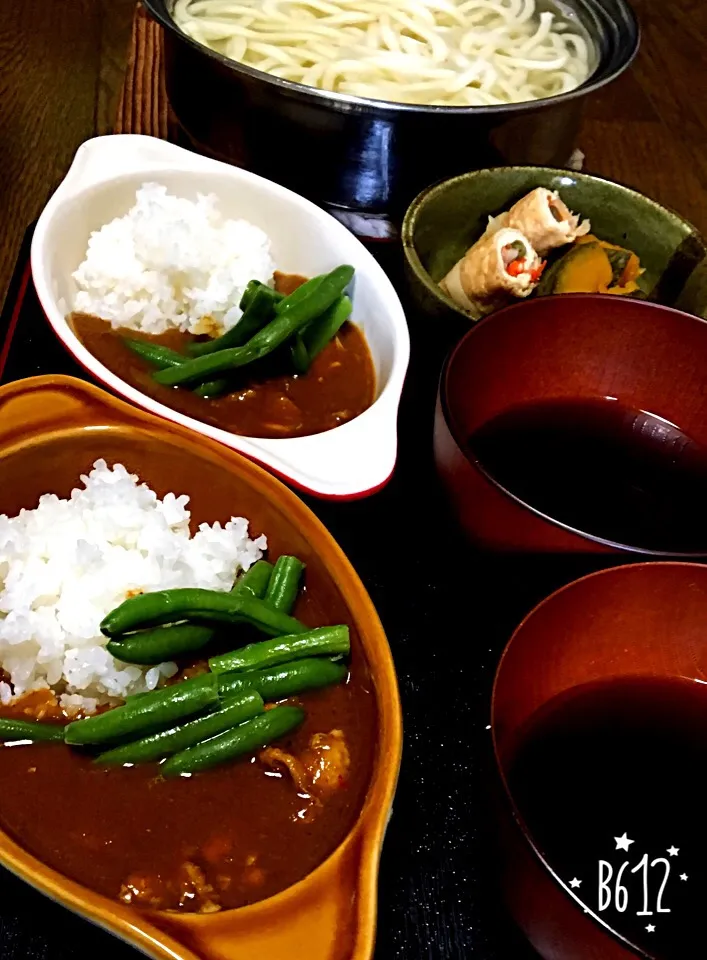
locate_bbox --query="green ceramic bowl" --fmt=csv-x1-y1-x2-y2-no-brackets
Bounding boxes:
402,167,707,324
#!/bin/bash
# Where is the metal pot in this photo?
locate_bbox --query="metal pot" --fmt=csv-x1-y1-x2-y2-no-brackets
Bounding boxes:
142,0,639,239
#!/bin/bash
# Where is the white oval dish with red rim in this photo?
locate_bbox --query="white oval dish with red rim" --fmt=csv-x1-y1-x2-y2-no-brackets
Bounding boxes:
30,135,409,500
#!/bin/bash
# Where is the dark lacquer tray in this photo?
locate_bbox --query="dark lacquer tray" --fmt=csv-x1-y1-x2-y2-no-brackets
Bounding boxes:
0,227,624,960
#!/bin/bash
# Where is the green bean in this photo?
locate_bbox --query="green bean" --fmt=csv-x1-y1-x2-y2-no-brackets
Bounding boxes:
64,674,219,746
209,625,349,674
239,280,263,311
100,588,306,638
95,690,264,765
290,334,309,373
105,562,274,665
234,560,275,599
161,705,304,777
275,265,352,319
0,718,65,742
275,274,325,312
107,623,214,665
189,285,282,357
264,555,305,614
240,279,280,312
124,676,206,706
123,338,187,369
194,378,230,398
293,296,353,374
218,656,348,702
152,328,297,387
153,266,355,388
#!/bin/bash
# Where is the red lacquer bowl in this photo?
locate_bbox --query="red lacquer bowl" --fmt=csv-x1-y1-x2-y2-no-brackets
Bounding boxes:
492,561,707,960
434,294,707,555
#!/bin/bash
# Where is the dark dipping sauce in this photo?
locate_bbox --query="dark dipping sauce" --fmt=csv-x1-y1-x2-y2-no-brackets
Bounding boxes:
467,397,707,552
69,311,376,440
0,653,376,912
507,676,707,960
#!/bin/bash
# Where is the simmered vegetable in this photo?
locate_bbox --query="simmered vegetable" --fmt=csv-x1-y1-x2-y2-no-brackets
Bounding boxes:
100,588,306,638
209,625,350,674
0,718,65,742
107,623,216,665
64,674,219,746
291,295,353,374
264,555,305,614
106,560,276,664
95,690,264,765
538,236,642,297
153,266,354,387
193,378,230,398
536,241,613,295
47,551,349,789
218,657,348,701
188,283,284,357
122,339,187,368
162,705,305,777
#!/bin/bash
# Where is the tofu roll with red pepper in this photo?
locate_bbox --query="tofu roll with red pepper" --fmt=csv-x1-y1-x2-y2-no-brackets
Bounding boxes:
441,227,545,313
493,187,591,256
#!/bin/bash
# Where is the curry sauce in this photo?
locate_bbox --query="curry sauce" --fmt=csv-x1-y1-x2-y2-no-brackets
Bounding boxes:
69,314,376,441
0,656,376,912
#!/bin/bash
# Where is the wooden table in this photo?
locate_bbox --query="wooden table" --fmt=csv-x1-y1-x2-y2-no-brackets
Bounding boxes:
1,0,706,316
580,0,707,232
0,0,135,311
0,4,706,959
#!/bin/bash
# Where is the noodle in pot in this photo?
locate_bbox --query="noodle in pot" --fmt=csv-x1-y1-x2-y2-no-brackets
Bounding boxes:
172,0,593,106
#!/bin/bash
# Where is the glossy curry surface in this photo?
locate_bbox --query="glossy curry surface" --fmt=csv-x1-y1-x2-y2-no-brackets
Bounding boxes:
69,271,375,441
0,657,376,912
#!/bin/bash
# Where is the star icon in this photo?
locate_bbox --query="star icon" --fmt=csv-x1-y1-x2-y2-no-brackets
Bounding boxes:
615,833,634,852
680,873,688,881
569,878,582,889
646,924,656,933
667,846,679,857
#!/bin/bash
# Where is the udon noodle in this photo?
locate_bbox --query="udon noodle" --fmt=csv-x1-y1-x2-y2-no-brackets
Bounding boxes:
172,0,593,107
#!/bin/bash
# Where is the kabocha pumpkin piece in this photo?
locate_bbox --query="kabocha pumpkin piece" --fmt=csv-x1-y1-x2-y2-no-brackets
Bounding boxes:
536,241,613,295
600,241,643,294
572,235,643,294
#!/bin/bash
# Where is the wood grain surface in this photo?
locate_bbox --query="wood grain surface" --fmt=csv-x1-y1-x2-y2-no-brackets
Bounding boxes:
582,0,707,232
0,0,133,313
1,0,707,314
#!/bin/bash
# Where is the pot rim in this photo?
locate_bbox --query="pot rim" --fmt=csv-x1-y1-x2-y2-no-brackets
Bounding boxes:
143,0,640,117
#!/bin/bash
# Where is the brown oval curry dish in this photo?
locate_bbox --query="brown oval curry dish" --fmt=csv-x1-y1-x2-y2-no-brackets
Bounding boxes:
0,375,401,960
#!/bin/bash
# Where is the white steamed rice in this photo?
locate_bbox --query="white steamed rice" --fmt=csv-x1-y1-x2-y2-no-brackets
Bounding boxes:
72,183,275,336
0,460,266,714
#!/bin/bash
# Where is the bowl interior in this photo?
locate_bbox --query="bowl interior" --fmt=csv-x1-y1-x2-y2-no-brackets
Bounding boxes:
493,562,707,757
0,376,400,959
404,168,707,317
443,294,707,448
41,169,396,399
492,562,707,959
